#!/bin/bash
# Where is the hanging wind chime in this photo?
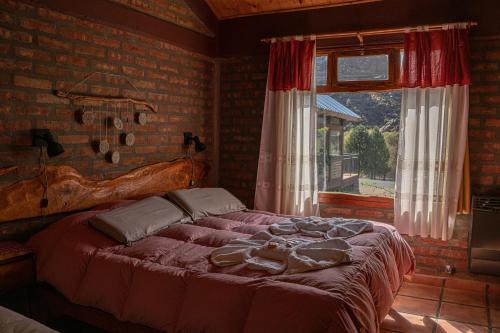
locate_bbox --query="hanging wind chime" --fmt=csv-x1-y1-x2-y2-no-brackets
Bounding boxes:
55,72,158,164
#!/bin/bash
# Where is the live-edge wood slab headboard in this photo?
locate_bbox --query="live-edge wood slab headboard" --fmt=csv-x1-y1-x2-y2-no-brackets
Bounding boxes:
0,158,209,223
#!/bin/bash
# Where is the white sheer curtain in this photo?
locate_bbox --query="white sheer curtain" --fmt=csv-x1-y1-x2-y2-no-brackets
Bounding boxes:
254,38,318,216
394,26,471,240
395,86,469,240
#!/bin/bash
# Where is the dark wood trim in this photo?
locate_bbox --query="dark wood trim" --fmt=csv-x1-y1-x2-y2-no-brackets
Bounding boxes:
219,0,471,56
184,0,220,37
31,0,217,56
318,192,394,209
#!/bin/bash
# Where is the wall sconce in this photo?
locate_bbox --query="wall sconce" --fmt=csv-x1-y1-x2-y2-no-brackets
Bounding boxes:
183,132,206,153
32,129,64,157
32,129,64,210
183,132,206,188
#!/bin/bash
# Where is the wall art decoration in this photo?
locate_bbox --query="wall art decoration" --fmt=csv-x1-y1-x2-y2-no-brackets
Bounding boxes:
55,72,158,164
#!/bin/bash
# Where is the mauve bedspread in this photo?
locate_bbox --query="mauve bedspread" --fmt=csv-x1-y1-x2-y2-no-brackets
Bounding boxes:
28,202,415,333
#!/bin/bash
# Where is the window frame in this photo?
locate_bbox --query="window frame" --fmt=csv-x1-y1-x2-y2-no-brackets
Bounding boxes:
316,45,403,93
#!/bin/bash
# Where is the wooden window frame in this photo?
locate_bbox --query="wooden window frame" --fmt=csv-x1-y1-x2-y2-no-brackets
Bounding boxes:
315,45,403,203
317,45,403,93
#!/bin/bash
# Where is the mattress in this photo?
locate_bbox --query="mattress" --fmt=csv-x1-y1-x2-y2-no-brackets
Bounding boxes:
28,202,415,333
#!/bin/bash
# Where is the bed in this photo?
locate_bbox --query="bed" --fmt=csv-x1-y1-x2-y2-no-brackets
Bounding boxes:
28,204,413,333
1,158,415,333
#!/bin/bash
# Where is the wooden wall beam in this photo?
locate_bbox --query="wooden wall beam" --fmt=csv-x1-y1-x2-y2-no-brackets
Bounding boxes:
184,0,220,37
31,0,217,57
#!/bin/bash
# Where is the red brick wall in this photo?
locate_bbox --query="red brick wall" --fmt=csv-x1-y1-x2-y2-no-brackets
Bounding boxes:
110,0,213,36
218,56,268,206
469,37,500,194
0,1,214,187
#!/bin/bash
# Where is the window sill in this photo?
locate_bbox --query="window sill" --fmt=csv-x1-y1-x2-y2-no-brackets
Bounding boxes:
318,192,394,209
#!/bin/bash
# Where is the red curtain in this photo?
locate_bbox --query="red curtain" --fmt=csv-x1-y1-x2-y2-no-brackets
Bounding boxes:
267,39,315,91
401,28,471,88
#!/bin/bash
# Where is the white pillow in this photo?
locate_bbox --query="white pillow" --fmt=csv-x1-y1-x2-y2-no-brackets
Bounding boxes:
90,196,190,244
167,188,246,220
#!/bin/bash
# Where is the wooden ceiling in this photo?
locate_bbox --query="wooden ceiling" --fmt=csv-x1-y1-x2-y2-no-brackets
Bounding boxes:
205,0,379,20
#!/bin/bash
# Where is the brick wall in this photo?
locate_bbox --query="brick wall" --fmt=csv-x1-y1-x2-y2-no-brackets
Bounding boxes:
0,1,214,188
218,38,500,278
109,0,213,37
469,37,500,194
218,56,268,206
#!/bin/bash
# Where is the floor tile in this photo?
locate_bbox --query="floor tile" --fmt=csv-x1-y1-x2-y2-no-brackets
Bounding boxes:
381,310,436,333
434,319,488,333
491,308,500,328
399,282,441,301
404,274,444,287
442,288,486,307
392,295,439,317
445,278,486,292
439,302,488,326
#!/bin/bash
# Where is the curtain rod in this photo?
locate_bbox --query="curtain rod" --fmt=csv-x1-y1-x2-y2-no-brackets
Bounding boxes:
260,21,478,43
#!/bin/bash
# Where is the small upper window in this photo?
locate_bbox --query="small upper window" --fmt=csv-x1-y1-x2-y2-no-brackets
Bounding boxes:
316,47,402,93
337,54,389,82
315,55,328,86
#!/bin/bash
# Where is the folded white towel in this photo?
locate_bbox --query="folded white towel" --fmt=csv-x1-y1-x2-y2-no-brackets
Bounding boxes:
269,216,373,239
211,231,352,274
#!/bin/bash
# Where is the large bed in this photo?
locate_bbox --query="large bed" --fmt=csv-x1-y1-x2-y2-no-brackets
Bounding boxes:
1,158,414,333
28,201,414,333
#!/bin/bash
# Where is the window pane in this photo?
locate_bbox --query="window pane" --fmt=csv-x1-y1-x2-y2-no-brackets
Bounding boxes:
315,55,328,86
316,91,401,197
337,54,389,82
329,131,340,155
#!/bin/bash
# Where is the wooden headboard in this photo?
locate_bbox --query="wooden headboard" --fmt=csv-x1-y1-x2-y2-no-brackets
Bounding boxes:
0,158,209,223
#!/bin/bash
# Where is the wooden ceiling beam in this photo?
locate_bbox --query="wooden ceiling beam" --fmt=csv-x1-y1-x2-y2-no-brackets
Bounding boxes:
184,0,220,37
206,0,378,20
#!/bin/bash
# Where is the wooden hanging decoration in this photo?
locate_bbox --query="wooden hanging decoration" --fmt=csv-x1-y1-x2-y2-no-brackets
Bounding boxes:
137,112,147,125
55,72,155,164
54,72,158,113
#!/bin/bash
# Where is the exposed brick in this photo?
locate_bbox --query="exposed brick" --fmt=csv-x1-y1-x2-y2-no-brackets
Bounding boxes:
0,1,213,221
38,36,72,51
58,135,90,144
123,66,144,77
56,54,87,67
15,47,51,61
14,75,51,90
485,119,500,127
0,27,32,43
19,18,55,34
75,45,106,58
354,209,385,219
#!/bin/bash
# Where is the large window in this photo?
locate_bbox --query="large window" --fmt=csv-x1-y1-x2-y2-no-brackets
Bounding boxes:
316,47,402,198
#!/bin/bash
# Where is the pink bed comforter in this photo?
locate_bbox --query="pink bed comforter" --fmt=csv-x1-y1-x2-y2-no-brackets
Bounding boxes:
29,203,414,333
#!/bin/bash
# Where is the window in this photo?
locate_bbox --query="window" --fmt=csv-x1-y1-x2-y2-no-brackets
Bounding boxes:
315,47,402,198
315,55,328,86
316,48,401,92
337,54,389,81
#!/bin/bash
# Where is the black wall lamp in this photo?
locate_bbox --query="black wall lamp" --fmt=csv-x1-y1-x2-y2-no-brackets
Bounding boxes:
183,132,206,153
183,132,206,188
32,129,64,157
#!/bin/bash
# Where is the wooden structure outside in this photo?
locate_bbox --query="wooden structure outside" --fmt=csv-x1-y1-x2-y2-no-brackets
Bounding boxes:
316,95,360,192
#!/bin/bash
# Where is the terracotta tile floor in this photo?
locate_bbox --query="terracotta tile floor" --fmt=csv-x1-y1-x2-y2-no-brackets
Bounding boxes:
381,275,500,333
